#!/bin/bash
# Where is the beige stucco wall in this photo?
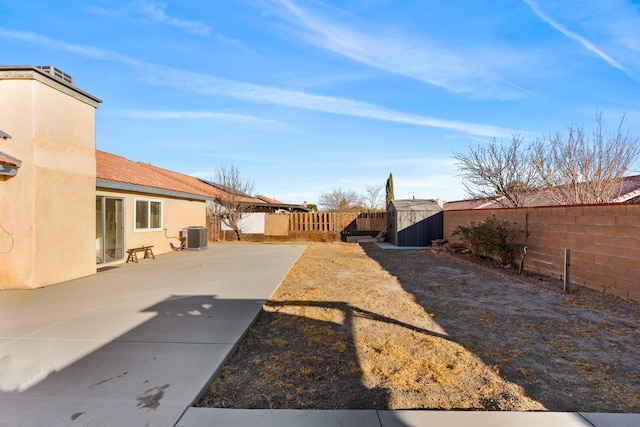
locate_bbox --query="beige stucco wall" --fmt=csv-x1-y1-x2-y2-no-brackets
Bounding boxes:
96,188,207,262
0,68,100,289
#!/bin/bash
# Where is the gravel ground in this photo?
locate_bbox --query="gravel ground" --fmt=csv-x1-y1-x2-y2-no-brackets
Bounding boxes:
197,243,640,411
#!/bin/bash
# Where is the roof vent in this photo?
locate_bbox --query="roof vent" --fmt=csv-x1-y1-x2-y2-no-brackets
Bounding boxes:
36,66,73,85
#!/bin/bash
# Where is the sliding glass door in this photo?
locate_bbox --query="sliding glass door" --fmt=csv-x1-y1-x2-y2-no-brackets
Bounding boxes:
96,197,124,264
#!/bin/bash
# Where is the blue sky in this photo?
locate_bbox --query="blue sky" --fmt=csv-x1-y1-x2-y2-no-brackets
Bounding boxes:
1,0,640,204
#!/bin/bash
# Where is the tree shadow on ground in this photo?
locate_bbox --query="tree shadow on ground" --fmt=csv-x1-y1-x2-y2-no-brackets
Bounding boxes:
361,244,640,412
197,299,395,410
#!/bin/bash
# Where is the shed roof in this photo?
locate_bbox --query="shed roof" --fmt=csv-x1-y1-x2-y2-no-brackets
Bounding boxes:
390,199,442,211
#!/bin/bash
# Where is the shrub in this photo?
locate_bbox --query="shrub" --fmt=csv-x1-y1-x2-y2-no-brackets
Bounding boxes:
452,215,513,265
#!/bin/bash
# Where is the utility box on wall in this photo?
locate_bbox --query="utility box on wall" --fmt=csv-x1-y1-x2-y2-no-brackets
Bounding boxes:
387,199,443,247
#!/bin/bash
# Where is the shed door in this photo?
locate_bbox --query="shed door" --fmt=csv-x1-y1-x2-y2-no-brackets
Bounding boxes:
397,211,443,246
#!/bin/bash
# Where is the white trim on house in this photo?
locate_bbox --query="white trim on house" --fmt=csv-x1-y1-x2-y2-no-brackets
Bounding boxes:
134,197,163,232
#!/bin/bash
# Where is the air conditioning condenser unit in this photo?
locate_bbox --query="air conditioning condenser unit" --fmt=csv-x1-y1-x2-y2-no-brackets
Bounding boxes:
182,226,208,250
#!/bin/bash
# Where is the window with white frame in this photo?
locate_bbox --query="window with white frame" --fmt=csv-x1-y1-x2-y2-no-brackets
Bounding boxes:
134,198,162,231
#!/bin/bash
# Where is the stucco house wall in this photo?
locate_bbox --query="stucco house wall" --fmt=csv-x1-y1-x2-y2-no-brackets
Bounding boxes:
96,188,206,259
0,67,101,289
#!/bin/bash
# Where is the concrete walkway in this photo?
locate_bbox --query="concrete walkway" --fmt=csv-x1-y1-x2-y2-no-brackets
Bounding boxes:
1,243,638,426
0,244,305,426
178,409,640,426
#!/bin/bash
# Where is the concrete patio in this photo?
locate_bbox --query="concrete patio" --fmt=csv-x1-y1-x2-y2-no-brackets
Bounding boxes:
0,244,305,426
0,243,637,426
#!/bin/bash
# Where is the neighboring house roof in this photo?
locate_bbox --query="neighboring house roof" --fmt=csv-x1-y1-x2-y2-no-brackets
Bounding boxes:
443,198,495,211
444,174,640,210
253,194,308,212
197,178,265,205
612,175,640,203
256,194,282,204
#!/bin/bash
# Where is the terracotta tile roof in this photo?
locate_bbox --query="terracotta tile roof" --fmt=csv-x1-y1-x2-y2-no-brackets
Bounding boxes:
96,150,212,198
139,161,228,200
0,151,21,168
96,150,267,205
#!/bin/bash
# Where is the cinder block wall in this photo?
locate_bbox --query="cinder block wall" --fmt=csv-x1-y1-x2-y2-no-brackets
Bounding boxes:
444,203,640,301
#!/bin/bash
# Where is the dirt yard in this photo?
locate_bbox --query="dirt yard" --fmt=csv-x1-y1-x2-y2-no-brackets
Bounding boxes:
197,243,640,411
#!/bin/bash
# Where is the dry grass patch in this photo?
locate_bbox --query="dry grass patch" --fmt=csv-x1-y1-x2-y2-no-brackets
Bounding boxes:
197,243,640,411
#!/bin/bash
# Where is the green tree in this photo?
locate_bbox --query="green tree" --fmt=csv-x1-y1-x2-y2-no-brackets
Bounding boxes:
385,173,394,208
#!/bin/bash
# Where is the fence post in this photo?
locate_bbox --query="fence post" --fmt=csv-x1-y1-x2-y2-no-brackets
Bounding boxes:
563,249,571,293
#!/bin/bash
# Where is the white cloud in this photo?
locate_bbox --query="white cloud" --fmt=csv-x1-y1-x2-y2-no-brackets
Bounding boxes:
265,0,532,100
0,28,143,65
135,0,212,35
0,28,516,138
523,0,639,81
110,109,279,124
144,66,517,137
89,1,212,36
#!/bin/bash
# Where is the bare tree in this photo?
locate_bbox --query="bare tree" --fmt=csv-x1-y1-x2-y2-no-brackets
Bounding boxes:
207,165,255,240
533,113,640,205
453,134,540,207
363,184,384,211
318,188,362,211
453,113,640,207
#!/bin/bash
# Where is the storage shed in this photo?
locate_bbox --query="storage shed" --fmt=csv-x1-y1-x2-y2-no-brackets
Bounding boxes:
386,199,443,247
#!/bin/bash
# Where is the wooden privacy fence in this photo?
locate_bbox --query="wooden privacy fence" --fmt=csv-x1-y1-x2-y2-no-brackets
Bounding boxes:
288,211,386,233
208,211,387,242
207,215,222,242
356,212,386,231
290,212,342,232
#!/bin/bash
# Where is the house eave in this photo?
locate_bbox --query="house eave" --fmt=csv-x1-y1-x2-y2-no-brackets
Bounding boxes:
96,179,213,202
